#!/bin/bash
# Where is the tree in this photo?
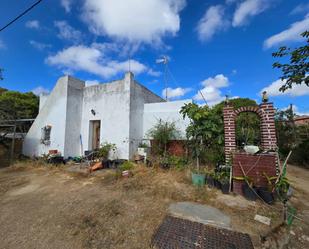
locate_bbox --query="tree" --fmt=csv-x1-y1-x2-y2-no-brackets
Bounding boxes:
213,98,260,147
180,98,262,166
275,107,309,167
0,89,39,120
275,107,299,155
180,103,224,168
272,31,309,92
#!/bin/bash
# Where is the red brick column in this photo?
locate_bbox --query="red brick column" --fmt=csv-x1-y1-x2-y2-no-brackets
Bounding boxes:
223,105,236,163
259,102,277,151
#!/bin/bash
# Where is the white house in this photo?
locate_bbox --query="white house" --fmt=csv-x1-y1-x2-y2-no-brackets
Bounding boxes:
23,72,191,159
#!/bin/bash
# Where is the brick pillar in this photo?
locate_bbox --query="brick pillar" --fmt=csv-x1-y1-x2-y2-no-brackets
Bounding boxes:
259,102,277,151
223,105,236,163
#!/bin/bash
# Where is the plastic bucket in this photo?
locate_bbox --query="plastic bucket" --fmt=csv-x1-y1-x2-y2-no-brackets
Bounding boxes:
191,173,206,186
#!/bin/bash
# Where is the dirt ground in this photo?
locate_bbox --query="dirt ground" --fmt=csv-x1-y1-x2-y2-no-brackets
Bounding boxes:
0,162,308,249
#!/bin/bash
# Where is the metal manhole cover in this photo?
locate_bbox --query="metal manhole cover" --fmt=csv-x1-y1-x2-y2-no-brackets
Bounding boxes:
151,216,254,249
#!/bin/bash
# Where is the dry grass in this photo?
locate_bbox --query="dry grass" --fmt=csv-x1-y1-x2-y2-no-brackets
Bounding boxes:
0,162,308,249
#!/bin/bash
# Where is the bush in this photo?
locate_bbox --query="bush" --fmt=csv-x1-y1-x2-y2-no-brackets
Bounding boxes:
119,161,134,171
97,142,116,159
147,119,181,157
276,109,309,168
167,155,188,171
289,139,309,168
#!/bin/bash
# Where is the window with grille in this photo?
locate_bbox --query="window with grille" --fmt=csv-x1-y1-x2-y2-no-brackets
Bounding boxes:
41,125,51,145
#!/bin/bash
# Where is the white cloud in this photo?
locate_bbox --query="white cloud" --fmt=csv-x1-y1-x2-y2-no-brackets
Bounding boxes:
232,0,270,27
25,20,40,29
201,74,229,88
264,15,309,48
147,69,161,77
290,3,309,15
260,79,309,97
29,40,51,51
82,0,186,45
197,5,228,41
45,44,148,78
32,86,49,96
194,86,225,106
194,74,230,106
162,87,191,99
85,80,100,86
54,21,82,42
61,0,72,13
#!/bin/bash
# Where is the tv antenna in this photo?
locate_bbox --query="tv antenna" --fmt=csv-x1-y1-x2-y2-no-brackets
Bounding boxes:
156,56,169,101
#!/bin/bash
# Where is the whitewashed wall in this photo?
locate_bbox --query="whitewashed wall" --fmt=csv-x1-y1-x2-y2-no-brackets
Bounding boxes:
23,76,71,157
129,78,164,157
23,73,191,160
143,100,192,140
80,74,131,159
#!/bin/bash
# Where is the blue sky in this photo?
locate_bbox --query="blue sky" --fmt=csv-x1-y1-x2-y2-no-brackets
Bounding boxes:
0,0,308,114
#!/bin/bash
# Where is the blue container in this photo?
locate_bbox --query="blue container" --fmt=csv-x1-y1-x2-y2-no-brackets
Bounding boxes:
191,172,206,186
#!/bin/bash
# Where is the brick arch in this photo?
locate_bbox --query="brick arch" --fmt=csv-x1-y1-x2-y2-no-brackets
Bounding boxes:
233,106,263,118
223,103,277,163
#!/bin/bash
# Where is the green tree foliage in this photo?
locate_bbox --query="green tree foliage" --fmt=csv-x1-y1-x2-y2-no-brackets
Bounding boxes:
0,87,7,95
180,98,261,166
275,107,299,154
275,108,309,167
0,88,39,120
180,103,224,167
213,98,260,147
272,31,309,92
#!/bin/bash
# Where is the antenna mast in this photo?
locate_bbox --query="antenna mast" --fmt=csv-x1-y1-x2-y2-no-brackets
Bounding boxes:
156,56,169,101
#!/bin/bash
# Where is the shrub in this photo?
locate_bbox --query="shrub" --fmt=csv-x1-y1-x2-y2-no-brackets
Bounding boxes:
276,109,309,168
97,142,116,159
147,119,181,157
119,161,134,171
167,155,188,171
180,103,223,170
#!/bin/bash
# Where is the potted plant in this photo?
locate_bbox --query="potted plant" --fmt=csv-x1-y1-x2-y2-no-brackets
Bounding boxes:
213,172,222,189
257,173,276,204
206,170,215,188
241,176,257,201
98,142,116,160
257,187,274,204
219,171,230,194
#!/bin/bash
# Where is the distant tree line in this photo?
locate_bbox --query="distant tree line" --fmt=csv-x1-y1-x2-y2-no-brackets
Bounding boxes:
0,87,39,121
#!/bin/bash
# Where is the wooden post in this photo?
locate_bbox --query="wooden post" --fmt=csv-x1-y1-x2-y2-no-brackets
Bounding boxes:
9,121,16,166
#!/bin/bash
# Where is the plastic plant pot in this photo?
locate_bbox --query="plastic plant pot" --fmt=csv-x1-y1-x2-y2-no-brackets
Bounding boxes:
257,187,274,205
207,176,215,188
242,183,257,201
214,179,222,189
191,172,206,186
221,182,230,194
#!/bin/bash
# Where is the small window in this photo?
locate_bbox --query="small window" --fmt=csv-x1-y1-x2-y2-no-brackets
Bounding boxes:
41,125,51,145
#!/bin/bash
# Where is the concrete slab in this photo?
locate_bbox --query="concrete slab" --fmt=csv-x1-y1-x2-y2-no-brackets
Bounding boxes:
168,202,231,229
